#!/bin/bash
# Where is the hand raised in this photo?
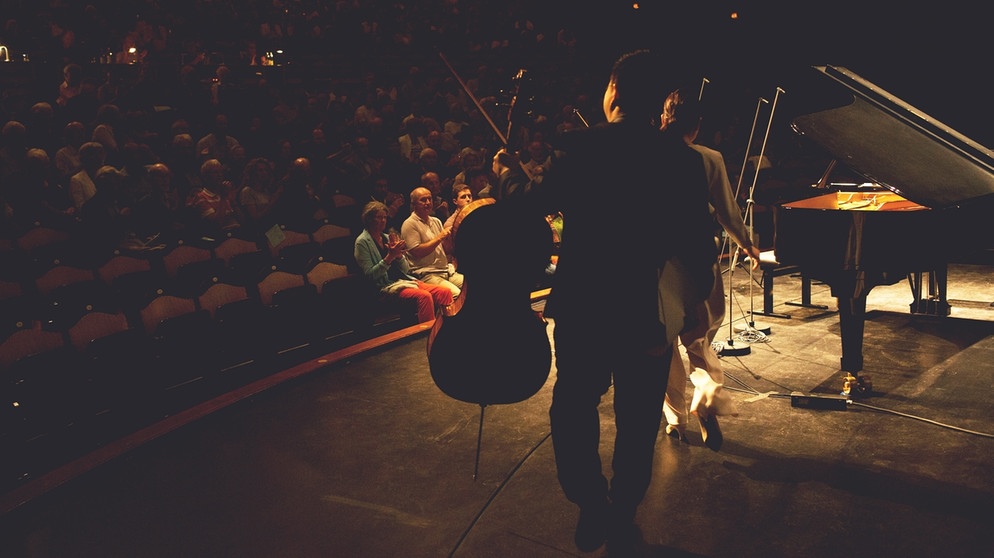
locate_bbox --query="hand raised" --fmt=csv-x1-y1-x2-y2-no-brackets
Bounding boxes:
388,238,407,257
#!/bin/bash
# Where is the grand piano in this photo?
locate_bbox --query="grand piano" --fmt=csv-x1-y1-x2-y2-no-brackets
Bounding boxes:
774,65,994,379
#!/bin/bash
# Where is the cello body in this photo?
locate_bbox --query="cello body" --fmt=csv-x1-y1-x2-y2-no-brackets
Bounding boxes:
427,198,554,405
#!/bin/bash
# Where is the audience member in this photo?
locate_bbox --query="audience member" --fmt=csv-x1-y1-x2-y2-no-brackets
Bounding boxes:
77,164,134,251
26,102,59,156
419,170,450,223
334,136,380,199
415,147,444,183
441,183,473,258
443,184,473,230
271,138,296,181
96,69,121,107
299,126,338,190
186,158,242,238
163,133,203,198
521,138,554,183
377,135,421,194
53,120,87,182
196,113,241,166
400,186,463,298
354,200,453,323
209,65,235,110
451,147,485,187
227,144,249,181
465,166,495,200
117,140,159,203
397,116,429,163
237,156,281,233
69,141,106,210
424,129,456,178
131,162,189,242
273,157,327,230
60,75,100,125
384,190,408,233
0,120,29,192
368,175,392,205
90,103,122,167
55,63,83,108
3,148,57,230
238,115,272,160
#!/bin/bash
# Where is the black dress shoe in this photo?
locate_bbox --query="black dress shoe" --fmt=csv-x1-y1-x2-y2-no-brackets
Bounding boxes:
574,500,609,552
699,413,723,452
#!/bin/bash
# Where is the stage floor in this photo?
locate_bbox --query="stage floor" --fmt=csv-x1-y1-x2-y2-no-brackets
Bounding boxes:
2,263,993,557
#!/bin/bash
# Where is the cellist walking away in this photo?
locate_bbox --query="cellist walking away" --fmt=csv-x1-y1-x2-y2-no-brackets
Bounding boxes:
518,50,718,555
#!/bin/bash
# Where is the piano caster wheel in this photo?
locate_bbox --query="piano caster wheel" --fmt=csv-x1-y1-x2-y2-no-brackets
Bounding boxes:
842,373,872,398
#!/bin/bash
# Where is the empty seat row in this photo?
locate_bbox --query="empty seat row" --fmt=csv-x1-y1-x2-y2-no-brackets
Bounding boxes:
1,220,358,289
0,263,420,464
1,221,365,332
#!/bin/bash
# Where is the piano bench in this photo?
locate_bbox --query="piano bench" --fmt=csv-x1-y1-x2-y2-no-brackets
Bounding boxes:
755,251,824,318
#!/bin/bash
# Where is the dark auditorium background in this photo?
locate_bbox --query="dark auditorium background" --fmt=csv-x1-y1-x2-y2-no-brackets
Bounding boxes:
1,1,990,145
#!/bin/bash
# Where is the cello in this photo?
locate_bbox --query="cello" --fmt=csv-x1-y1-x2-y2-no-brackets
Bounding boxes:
428,55,553,405
428,55,554,477
426,195,553,405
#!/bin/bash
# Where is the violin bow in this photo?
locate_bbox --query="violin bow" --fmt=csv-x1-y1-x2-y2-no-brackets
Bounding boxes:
438,51,535,181
438,51,508,146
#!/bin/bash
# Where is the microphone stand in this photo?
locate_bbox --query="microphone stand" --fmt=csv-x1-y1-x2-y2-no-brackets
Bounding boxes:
692,75,747,357
716,96,767,357
735,87,785,341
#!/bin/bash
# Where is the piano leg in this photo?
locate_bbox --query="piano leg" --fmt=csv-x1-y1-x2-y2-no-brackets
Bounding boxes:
829,271,868,373
832,276,873,397
837,293,866,373
908,267,951,316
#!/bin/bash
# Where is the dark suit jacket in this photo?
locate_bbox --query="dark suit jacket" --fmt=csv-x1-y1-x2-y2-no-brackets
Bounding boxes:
528,119,716,346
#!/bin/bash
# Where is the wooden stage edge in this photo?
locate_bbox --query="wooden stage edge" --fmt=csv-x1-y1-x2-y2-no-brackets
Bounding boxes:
0,321,437,516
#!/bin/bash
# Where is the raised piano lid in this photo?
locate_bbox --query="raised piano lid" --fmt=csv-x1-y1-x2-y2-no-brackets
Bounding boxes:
790,65,994,209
